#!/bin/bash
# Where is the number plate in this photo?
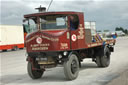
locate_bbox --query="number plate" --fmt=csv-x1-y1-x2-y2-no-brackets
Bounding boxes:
36,57,48,61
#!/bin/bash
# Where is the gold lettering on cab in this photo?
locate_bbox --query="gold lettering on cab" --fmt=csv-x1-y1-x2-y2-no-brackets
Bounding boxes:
26,35,59,43
78,24,84,39
31,44,50,47
31,43,50,50
32,47,48,50
31,44,39,47
60,43,68,49
91,43,97,47
39,44,50,47
26,35,39,43
41,35,59,42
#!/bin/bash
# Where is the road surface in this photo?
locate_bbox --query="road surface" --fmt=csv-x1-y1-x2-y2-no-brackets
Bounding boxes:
0,37,128,85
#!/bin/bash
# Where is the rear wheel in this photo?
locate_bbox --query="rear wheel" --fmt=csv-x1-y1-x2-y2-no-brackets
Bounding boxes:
96,46,110,67
27,62,44,79
96,56,102,67
64,53,79,80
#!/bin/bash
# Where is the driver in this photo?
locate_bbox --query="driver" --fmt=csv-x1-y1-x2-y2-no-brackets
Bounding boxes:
70,16,76,30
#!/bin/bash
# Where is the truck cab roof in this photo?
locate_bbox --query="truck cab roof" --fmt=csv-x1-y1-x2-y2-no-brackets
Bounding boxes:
24,11,83,18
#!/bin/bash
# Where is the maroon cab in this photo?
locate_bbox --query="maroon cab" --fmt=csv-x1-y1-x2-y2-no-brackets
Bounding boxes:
23,11,115,80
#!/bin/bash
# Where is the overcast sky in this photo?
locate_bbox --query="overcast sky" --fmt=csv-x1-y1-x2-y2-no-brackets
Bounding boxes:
0,0,128,31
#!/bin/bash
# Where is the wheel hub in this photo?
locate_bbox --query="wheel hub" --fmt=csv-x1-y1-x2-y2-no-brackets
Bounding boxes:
71,60,77,74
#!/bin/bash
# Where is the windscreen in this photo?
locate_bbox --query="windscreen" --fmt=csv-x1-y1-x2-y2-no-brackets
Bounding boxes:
40,15,68,30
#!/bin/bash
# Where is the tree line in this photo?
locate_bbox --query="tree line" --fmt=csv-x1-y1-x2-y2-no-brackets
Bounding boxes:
115,27,128,34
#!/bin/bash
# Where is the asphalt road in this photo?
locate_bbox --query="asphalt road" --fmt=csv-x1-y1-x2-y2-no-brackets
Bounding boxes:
0,37,128,85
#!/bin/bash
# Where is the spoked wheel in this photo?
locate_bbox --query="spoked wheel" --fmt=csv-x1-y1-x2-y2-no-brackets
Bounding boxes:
64,53,79,80
27,62,44,79
96,46,110,67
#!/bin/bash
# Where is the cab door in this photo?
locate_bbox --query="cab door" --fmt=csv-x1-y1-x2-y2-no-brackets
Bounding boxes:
69,14,86,50
68,15,79,50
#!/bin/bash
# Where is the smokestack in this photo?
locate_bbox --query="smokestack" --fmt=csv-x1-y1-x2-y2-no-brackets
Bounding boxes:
35,5,46,13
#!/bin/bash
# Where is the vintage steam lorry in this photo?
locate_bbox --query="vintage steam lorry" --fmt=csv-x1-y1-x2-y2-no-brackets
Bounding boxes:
23,8,115,80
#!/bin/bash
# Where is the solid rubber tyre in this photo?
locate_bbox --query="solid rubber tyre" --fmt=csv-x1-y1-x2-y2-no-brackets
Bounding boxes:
63,54,79,80
96,46,110,67
27,62,43,79
96,56,102,67
101,46,110,67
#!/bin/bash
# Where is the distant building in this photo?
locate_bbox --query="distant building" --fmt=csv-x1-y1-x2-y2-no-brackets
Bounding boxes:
115,31,125,36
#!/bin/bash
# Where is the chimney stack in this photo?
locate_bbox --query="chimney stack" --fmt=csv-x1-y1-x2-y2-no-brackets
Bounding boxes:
35,5,46,13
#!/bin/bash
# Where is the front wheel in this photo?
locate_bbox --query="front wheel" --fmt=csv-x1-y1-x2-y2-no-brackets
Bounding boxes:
27,62,44,79
63,53,79,80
